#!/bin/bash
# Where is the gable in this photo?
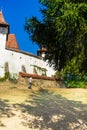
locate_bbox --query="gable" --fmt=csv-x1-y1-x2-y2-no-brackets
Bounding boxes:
6,34,20,50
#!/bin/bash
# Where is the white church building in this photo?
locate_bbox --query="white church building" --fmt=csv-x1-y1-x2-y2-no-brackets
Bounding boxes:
0,11,55,78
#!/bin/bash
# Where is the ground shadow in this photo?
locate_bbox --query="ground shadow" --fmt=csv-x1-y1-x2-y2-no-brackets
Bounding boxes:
0,99,15,127
18,91,87,130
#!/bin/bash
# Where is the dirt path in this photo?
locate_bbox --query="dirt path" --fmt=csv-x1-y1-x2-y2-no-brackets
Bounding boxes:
0,98,87,130
0,106,30,130
0,89,87,130
0,102,87,130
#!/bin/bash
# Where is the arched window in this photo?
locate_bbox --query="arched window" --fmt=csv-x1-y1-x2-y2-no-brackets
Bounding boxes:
4,62,9,72
21,65,26,73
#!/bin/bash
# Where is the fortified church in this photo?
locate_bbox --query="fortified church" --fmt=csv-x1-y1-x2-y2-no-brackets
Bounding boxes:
0,11,55,78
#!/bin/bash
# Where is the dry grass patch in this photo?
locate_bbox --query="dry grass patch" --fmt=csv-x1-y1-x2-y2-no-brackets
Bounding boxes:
0,81,87,130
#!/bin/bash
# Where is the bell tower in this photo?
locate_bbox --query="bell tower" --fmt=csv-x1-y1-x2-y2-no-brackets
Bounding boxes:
37,47,47,60
0,11,9,49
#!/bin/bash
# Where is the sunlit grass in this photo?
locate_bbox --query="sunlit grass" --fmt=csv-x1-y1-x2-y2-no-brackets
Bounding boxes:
0,81,87,130
0,81,87,104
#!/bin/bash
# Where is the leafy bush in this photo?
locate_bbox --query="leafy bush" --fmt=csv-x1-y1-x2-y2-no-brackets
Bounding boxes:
31,64,47,76
65,80,85,88
54,70,64,79
64,72,87,88
9,73,18,83
55,70,87,88
0,72,10,81
61,57,86,88
5,72,10,79
0,76,6,81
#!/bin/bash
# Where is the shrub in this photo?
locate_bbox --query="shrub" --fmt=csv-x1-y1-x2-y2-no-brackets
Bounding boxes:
0,77,6,81
64,72,87,88
54,70,64,79
5,72,10,79
9,73,18,83
0,72,10,81
65,80,85,88
55,70,87,88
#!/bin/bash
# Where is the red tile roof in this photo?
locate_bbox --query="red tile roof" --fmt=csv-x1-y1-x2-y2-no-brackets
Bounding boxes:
0,11,41,58
0,11,8,25
19,72,55,80
6,34,20,50
38,47,47,52
6,34,42,59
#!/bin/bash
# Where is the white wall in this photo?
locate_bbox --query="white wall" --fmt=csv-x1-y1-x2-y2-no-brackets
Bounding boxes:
0,34,55,77
0,34,6,50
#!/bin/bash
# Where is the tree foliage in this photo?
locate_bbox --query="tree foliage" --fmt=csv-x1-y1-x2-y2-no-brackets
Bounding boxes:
24,0,87,73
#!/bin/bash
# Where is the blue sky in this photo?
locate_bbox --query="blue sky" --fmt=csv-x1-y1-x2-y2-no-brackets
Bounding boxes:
0,0,42,55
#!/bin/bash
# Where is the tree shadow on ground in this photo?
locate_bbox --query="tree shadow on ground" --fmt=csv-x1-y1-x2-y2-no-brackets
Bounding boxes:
0,99,15,127
18,91,87,130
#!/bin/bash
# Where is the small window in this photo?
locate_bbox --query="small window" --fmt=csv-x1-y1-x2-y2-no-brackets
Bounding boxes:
4,62,9,72
21,65,26,73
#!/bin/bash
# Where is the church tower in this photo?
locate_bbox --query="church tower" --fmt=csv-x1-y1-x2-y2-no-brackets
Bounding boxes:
37,47,47,60
0,11,9,50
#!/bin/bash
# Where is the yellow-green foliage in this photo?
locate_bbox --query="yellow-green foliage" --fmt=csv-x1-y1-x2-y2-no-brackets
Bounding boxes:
0,72,10,81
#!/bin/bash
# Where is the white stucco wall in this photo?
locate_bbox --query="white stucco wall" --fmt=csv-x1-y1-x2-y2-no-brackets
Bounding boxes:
0,34,55,77
0,34,6,50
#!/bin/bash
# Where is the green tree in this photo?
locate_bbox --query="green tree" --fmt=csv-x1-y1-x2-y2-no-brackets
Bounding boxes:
24,0,87,73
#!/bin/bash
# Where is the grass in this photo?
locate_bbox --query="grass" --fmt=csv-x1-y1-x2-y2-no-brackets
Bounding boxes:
0,81,87,104
0,81,87,130
0,81,29,104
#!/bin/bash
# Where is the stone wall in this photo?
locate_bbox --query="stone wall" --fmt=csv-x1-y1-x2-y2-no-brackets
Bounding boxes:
18,74,65,88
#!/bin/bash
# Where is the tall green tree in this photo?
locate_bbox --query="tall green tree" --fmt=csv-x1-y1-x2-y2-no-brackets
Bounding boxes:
24,0,87,72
